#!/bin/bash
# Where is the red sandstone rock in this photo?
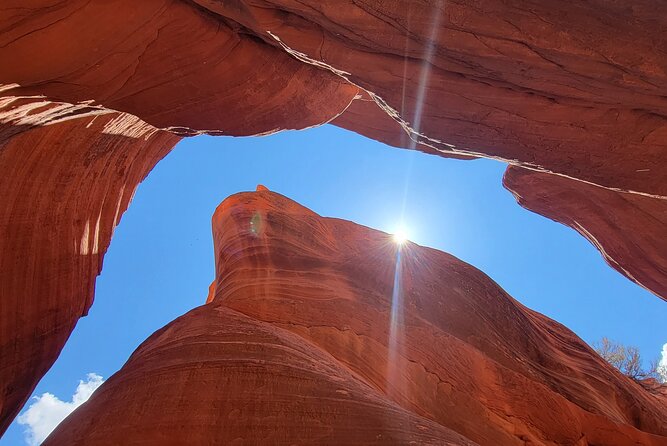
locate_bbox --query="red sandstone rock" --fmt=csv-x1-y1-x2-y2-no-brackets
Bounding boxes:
1,0,667,437
0,0,357,135
504,166,667,302
195,0,667,197
2,0,666,195
45,190,667,446
332,91,476,160
640,379,667,405
0,106,180,433
46,305,476,446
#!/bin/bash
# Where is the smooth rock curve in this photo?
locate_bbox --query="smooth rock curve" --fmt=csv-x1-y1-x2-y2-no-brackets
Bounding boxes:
45,190,667,446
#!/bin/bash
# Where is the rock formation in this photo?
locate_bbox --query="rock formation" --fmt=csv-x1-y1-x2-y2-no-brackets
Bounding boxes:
45,189,667,446
504,166,667,301
0,103,180,432
1,0,666,436
47,305,476,446
2,0,666,195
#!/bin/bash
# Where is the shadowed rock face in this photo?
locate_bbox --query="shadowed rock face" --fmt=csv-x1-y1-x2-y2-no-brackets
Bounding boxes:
0,0,358,135
1,0,666,436
195,0,667,197
2,0,666,195
504,166,667,302
0,105,180,433
45,190,667,446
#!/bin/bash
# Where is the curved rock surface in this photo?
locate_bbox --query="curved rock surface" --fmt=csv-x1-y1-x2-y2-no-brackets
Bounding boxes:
46,189,667,446
332,91,477,160
202,0,667,196
46,305,475,446
2,0,666,195
1,0,667,436
504,166,667,302
0,104,180,433
0,0,358,135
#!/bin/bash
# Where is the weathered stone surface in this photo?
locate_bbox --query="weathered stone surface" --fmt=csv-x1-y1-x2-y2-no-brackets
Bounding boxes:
198,0,667,197
3,0,666,195
332,91,476,160
0,0,357,429
1,0,667,437
0,0,357,135
0,106,180,433
46,190,667,446
504,166,667,302
45,305,476,446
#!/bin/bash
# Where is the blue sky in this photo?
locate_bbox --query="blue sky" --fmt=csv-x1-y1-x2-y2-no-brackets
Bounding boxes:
3,124,666,445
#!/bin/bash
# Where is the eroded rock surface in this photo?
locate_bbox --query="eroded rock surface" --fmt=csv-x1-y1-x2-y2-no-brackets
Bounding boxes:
46,305,476,446
504,166,667,301
0,105,180,432
0,0,358,135
3,0,666,195
1,0,667,436
45,190,667,446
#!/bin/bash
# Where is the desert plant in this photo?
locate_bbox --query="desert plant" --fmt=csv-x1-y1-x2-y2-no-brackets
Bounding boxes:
593,337,661,381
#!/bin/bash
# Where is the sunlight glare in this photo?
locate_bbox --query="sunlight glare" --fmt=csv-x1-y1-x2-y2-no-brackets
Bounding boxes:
393,226,409,245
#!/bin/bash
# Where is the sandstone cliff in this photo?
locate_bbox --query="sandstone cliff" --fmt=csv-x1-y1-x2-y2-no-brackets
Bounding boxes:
1,0,666,435
45,189,667,446
0,104,180,432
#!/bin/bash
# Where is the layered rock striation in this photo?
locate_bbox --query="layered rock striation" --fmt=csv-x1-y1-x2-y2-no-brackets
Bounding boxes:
3,1,666,195
0,104,180,432
1,0,666,435
47,305,476,446
504,166,667,301
45,189,667,446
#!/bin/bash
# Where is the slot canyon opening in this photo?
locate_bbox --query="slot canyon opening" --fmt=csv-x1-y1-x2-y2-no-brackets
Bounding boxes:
3,124,665,446
3,1,667,443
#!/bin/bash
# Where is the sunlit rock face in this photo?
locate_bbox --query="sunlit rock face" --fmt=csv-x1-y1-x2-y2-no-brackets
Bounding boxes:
46,305,475,446
0,104,180,433
0,0,357,430
1,0,667,435
46,190,667,446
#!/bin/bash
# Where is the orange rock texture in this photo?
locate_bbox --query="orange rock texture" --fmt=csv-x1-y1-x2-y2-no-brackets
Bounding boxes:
0,1,358,135
1,0,666,436
0,103,180,432
45,190,667,446
504,166,667,301
46,305,476,446
2,0,666,195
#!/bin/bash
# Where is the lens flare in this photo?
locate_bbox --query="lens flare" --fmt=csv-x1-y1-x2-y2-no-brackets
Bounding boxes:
387,245,404,398
392,227,409,245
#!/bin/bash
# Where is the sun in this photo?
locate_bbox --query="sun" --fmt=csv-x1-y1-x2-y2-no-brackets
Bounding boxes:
392,226,409,245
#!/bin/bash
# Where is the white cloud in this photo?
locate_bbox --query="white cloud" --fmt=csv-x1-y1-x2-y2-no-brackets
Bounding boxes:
658,343,667,383
17,373,104,446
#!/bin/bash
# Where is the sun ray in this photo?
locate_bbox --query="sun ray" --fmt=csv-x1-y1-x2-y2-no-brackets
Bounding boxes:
387,0,443,403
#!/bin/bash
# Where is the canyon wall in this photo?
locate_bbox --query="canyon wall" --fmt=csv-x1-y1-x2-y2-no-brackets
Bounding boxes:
0,103,180,432
45,189,667,445
504,166,667,301
0,0,666,435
